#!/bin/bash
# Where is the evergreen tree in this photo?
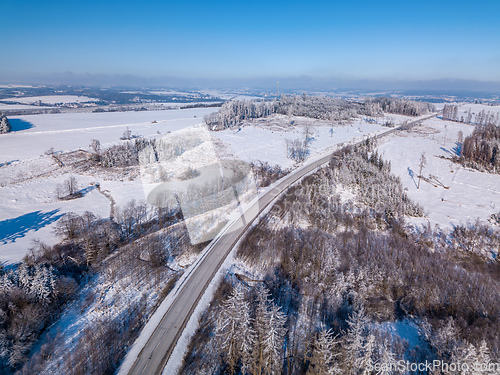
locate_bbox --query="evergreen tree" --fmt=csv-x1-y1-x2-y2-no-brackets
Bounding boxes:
216,285,254,374
360,334,376,375
253,284,272,375
261,302,287,374
307,327,340,375
0,112,11,134
343,307,368,374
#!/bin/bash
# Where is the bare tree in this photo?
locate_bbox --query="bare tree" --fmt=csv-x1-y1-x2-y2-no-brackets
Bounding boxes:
56,176,80,199
65,176,79,196
121,127,132,140
303,125,314,147
90,139,101,161
53,212,82,239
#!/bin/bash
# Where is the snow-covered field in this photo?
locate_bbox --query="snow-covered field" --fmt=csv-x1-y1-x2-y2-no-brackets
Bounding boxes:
2,95,100,104
0,107,431,265
0,103,53,110
216,114,390,168
378,111,500,230
447,103,500,119
0,108,215,163
0,108,212,264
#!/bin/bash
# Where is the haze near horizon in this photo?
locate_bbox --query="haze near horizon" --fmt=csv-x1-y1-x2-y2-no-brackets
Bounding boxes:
1,0,499,89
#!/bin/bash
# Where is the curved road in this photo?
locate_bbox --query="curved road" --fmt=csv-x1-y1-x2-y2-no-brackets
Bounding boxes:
127,113,437,375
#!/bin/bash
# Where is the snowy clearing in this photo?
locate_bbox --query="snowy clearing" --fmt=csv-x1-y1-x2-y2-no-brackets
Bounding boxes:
215,114,391,168
378,107,500,230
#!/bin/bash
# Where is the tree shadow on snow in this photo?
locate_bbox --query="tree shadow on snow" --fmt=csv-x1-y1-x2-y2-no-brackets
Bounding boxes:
440,147,453,156
407,167,418,188
76,185,97,196
452,142,462,157
8,119,34,132
0,209,64,244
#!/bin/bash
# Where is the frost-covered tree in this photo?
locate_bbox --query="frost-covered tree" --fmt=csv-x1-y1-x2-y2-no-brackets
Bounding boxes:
461,123,500,174
466,108,473,124
6,264,57,302
115,200,148,241
429,317,459,358
250,284,287,374
343,308,368,374
307,327,341,375
359,334,377,375
476,341,492,372
0,112,11,134
376,338,396,375
253,284,271,374
215,285,254,374
0,273,15,294
286,138,308,162
371,97,435,117
65,176,78,196
443,104,459,121
30,264,56,302
205,95,383,131
121,127,132,140
90,139,101,161
261,302,287,374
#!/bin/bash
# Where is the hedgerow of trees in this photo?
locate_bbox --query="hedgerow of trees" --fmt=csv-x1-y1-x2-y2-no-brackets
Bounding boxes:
460,123,500,174
93,134,203,169
368,97,435,117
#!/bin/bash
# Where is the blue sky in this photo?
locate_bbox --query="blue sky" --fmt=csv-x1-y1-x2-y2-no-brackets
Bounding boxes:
1,0,499,86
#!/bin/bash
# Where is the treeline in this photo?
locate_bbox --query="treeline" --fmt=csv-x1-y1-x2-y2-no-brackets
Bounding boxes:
442,104,500,126
0,195,185,374
204,95,364,131
368,97,436,117
180,142,499,374
0,243,82,372
460,123,500,173
205,95,435,131
90,134,203,169
330,140,424,218
441,104,500,174
52,226,189,375
204,100,275,130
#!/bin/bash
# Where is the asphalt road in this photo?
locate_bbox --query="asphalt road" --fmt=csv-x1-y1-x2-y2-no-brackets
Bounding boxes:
127,113,437,375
